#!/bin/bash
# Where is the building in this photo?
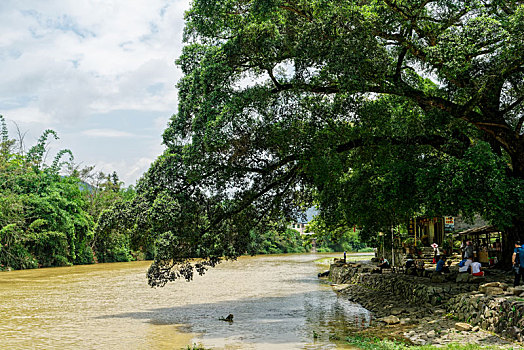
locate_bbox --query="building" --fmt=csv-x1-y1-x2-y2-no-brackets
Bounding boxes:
290,207,318,235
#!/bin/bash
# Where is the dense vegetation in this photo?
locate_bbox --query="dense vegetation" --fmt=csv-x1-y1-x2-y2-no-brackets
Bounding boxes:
1,114,340,271
252,227,307,254
250,223,369,254
104,0,524,286
0,116,141,271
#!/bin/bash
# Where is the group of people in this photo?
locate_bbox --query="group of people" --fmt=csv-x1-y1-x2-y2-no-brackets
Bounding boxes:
375,240,524,284
456,256,484,276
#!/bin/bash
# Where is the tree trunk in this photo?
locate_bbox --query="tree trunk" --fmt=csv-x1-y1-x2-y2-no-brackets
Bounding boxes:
501,217,524,268
500,151,524,268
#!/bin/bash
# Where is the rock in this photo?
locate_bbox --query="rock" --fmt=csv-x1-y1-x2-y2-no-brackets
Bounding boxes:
472,326,480,332
431,273,446,283
514,286,524,295
318,270,330,277
219,314,234,322
484,287,504,296
400,318,411,325
479,282,504,293
506,326,521,339
332,284,349,292
456,273,471,283
470,276,486,283
379,315,400,324
455,322,472,331
427,330,436,338
390,308,404,315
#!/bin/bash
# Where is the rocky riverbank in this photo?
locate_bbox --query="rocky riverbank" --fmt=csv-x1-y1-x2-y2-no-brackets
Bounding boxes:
328,262,524,347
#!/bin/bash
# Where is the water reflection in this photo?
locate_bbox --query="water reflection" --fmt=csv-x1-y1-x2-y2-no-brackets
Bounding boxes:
0,254,369,349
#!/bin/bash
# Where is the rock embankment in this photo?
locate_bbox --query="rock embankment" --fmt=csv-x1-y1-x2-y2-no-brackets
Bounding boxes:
448,284,524,342
330,262,483,306
329,262,524,346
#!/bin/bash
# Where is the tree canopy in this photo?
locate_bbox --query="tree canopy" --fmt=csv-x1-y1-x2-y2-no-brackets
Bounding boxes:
119,0,524,285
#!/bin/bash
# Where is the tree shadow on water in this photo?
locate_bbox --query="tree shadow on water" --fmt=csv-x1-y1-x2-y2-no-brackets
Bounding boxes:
95,290,370,346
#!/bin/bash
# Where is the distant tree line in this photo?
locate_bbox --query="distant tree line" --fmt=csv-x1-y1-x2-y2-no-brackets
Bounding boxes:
0,115,145,271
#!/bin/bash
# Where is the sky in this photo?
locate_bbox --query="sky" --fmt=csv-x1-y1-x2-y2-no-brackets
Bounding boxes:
0,0,191,186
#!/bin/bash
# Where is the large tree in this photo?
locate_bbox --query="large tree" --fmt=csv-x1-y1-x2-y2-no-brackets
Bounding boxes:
122,0,524,284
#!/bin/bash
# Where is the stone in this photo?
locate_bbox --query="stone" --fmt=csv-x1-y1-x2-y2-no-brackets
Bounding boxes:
379,315,400,324
390,308,404,315
400,318,411,325
472,326,480,332
332,284,350,292
479,282,504,293
427,330,436,338
484,287,504,296
456,273,471,283
470,276,486,283
506,326,521,339
455,322,472,331
513,286,524,295
431,273,446,283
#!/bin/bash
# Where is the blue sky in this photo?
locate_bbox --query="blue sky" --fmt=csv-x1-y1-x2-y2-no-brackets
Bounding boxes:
0,0,190,185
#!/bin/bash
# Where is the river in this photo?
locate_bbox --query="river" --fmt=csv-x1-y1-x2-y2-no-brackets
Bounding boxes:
0,253,371,349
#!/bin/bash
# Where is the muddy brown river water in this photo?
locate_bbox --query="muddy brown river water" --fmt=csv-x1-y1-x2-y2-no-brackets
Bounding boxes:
0,253,370,349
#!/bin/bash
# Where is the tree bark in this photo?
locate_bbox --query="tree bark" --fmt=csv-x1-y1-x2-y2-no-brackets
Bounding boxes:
501,217,524,268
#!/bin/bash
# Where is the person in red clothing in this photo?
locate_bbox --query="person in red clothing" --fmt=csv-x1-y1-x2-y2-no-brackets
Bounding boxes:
470,257,484,276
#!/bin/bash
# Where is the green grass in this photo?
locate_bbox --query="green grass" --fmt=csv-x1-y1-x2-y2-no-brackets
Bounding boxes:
345,335,516,350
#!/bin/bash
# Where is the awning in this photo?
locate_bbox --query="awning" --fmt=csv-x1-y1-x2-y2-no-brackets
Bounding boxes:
456,225,500,235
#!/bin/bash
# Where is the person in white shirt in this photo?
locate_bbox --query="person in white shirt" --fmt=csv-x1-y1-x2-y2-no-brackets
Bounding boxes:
470,257,484,276
458,257,472,273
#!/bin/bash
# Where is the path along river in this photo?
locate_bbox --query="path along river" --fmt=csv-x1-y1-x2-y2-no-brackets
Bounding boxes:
0,253,371,349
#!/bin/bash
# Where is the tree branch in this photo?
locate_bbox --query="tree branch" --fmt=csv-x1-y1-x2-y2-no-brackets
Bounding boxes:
516,116,524,136
502,95,524,115
279,4,313,22
335,134,470,158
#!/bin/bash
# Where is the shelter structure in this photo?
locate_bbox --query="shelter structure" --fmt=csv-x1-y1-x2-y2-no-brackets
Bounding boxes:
408,216,450,247
456,225,502,264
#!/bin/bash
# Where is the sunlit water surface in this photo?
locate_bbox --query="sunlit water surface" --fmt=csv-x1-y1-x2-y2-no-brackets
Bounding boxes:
0,253,370,349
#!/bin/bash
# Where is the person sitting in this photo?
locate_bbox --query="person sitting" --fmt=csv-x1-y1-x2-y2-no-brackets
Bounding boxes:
378,258,390,269
458,257,473,273
493,238,502,252
405,254,415,269
435,256,450,273
471,257,484,276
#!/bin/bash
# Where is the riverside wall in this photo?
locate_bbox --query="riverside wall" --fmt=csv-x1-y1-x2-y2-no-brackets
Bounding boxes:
329,263,524,342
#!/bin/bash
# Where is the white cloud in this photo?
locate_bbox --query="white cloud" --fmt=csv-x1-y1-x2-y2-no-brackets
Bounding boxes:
0,0,190,184
0,0,188,123
81,128,135,138
3,106,54,125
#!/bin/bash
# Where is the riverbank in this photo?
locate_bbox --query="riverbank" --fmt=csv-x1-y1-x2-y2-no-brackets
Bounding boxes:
328,261,524,348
